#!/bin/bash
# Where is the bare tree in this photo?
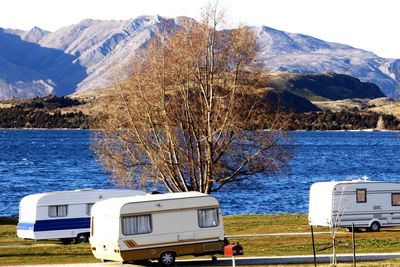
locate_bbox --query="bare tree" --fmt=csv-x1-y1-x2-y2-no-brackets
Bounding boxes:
92,4,290,193
330,184,348,267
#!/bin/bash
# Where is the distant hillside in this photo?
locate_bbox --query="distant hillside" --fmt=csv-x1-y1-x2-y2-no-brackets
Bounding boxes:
1,90,398,130
0,16,399,98
0,96,90,128
285,110,400,131
262,89,321,113
266,72,385,101
73,72,384,116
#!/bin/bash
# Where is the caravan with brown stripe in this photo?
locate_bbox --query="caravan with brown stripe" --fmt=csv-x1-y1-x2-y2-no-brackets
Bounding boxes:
89,192,226,266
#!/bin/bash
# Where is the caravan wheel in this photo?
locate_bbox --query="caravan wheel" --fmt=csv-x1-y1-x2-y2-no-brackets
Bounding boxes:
159,251,176,266
370,222,381,232
75,233,89,243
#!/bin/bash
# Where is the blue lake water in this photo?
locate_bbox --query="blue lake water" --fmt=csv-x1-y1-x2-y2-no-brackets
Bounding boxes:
1,130,400,217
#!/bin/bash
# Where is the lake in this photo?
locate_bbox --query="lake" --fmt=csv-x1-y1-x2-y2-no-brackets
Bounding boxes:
1,130,400,217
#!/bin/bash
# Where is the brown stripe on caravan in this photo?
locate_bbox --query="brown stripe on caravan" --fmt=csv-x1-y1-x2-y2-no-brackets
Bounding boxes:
123,240,138,248
123,237,220,249
119,240,224,262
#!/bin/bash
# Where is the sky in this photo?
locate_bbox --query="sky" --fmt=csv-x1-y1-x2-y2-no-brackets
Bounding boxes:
0,0,399,59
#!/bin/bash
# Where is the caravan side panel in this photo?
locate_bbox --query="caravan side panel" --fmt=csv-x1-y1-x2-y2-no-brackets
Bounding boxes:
308,182,335,226
119,207,223,247
117,207,224,262
119,240,225,262
333,182,400,229
17,189,145,241
18,203,91,240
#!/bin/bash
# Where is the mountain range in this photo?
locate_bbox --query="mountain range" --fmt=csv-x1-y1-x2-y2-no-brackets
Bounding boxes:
0,15,399,99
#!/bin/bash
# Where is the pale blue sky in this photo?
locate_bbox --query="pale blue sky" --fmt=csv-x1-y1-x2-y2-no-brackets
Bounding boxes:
0,0,399,59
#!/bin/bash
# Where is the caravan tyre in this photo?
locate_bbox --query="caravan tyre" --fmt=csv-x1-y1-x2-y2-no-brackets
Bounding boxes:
159,251,176,266
370,222,381,232
76,233,88,243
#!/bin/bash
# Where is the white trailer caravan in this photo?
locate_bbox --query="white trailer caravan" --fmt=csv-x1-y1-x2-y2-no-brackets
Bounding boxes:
17,189,145,243
309,180,400,231
90,192,225,266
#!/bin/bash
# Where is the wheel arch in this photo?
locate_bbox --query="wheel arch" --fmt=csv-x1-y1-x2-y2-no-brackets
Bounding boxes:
368,219,382,228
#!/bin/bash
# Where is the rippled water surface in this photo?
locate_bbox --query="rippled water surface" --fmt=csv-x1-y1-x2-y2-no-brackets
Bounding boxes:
1,130,400,216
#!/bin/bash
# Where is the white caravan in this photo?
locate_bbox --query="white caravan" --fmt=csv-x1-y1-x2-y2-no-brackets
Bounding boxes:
309,180,400,231
90,192,225,266
17,189,145,243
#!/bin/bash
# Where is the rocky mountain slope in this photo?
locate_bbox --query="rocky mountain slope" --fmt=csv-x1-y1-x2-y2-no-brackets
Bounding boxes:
0,16,399,98
266,72,385,101
255,26,400,98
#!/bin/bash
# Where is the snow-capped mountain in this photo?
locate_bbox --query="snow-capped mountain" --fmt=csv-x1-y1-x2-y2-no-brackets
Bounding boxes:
0,16,399,99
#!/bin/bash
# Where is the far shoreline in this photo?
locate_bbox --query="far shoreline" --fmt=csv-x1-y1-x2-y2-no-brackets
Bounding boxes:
0,128,87,131
1,128,399,132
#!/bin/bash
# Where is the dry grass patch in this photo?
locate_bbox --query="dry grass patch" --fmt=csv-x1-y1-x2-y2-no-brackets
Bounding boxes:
224,214,314,234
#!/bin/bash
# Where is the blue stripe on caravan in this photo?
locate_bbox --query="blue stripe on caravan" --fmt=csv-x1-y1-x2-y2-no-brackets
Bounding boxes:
18,217,90,232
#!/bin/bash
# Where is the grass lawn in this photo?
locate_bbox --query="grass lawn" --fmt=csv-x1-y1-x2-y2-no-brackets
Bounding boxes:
224,214,400,256
2,214,400,265
0,218,96,265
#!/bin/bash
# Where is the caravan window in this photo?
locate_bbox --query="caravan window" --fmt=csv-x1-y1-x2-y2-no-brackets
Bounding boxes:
356,189,367,203
48,205,68,217
392,193,400,206
198,208,219,228
122,214,152,235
